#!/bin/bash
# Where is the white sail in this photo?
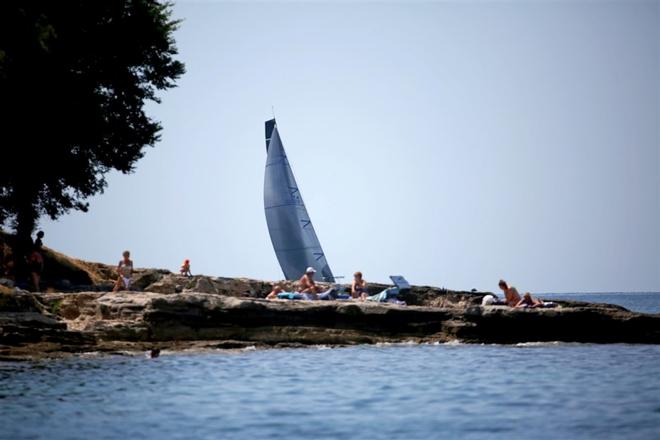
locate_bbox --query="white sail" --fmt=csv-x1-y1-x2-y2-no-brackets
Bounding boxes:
264,119,335,282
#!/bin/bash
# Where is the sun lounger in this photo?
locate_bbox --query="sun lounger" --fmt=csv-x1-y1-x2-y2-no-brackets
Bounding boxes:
389,275,411,292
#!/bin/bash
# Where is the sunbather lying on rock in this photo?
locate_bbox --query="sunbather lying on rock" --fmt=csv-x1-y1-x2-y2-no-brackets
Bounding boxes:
515,292,544,308
266,284,283,300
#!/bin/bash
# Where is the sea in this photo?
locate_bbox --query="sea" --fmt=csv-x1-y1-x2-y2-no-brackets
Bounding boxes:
1,292,659,440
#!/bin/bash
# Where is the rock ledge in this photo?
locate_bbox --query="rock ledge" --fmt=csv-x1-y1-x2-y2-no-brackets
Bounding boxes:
1,288,658,360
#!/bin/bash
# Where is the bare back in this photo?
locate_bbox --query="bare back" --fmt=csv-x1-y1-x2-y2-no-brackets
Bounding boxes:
299,274,315,292
505,287,521,306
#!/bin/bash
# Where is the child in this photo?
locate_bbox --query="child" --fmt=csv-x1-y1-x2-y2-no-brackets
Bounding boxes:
180,259,192,277
113,250,134,292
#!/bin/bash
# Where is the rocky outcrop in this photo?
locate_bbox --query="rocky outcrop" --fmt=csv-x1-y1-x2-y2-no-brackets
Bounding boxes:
2,234,656,360
138,274,483,306
0,292,94,358
1,288,659,360
452,303,660,344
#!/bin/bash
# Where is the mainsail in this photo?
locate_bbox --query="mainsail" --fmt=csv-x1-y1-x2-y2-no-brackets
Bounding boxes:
264,119,335,282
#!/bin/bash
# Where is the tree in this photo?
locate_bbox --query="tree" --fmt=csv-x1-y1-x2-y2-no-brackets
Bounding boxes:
0,0,185,246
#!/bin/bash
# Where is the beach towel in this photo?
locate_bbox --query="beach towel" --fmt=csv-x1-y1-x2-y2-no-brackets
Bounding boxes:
366,287,400,303
276,292,303,300
516,301,558,309
317,290,352,300
319,287,352,300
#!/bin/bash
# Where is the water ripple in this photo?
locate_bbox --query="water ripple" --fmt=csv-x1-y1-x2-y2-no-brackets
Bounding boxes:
1,343,660,439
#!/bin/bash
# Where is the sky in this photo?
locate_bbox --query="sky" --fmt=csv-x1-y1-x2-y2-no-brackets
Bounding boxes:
42,0,659,293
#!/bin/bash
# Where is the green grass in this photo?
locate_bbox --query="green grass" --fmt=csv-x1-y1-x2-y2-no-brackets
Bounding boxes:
50,298,63,315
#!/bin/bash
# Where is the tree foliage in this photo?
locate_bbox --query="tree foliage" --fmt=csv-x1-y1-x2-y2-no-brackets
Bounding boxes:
0,0,185,242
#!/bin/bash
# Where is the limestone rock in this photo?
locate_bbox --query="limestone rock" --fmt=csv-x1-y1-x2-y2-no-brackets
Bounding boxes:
2,281,660,361
144,274,179,294
183,277,217,294
131,270,165,291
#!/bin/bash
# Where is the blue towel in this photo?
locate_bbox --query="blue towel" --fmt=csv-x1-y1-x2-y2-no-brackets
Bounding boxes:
278,290,351,301
366,291,387,302
277,292,303,300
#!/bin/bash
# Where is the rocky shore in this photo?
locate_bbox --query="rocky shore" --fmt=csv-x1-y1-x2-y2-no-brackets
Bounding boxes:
2,268,659,361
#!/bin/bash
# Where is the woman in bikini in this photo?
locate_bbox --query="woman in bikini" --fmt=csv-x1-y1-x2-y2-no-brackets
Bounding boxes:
113,250,134,292
351,271,368,300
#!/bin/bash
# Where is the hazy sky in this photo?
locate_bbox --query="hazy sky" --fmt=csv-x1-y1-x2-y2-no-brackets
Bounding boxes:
43,0,659,293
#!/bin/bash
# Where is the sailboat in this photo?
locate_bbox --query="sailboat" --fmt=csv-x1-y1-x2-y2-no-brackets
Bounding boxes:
263,119,335,282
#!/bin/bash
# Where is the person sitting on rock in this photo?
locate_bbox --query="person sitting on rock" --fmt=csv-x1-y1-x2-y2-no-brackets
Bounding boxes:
498,279,521,307
266,284,283,300
180,259,192,278
299,267,322,299
113,250,134,292
351,271,368,300
515,292,544,308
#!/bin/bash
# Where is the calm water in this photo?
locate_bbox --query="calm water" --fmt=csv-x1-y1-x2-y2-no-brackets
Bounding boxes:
1,293,659,440
540,292,660,314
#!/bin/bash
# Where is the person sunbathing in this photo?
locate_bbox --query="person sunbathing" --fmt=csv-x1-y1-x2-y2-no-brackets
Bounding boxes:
498,279,522,307
299,267,322,299
266,284,283,300
351,271,368,300
515,292,544,308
